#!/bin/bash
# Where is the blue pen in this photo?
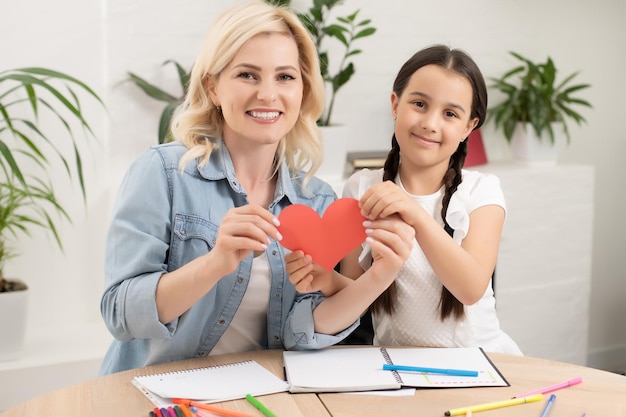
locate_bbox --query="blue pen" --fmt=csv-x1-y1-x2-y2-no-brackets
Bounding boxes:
382,363,478,377
539,394,557,417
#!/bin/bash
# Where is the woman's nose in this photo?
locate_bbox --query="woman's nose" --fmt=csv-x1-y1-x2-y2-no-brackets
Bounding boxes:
257,80,277,103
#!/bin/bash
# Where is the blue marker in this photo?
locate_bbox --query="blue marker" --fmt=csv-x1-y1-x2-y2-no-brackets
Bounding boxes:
539,394,557,417
382,363,478,377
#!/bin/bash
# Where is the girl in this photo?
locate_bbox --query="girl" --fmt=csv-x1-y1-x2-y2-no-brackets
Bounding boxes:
288,45,521,355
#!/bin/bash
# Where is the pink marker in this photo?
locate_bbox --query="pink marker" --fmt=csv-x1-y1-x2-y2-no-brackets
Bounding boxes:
512,376,583,398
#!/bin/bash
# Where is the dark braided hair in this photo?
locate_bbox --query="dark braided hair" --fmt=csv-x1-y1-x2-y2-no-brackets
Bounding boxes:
371,45,488,321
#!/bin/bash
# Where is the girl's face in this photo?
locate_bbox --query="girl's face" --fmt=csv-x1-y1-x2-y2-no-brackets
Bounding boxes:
207,32,303,150
391,64,478,174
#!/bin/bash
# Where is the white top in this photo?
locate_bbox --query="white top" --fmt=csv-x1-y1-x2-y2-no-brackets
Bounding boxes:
211,252,271,355
343,168,522,355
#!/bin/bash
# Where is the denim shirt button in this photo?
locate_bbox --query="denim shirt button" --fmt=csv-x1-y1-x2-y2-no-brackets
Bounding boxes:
274,293,280,298
274,335,280,341
237,277,243,283
272,250,277,256
218,319,225,325
197,350,204,356
180,230,186,236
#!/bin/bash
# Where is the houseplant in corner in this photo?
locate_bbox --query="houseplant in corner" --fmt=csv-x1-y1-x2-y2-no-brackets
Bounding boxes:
488,51,592,163
0,67,104,360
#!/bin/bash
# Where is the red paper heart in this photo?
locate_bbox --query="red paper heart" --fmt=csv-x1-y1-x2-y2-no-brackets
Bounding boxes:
277,198,367,271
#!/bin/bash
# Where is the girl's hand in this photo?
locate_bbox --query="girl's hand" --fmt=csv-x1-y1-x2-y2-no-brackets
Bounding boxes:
285,250,334,294
359,181,420,226
365,215,415,283
212,204,281,276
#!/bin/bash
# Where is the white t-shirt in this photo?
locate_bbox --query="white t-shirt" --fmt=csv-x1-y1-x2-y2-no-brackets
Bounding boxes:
343,168,522,355
211,252,270,355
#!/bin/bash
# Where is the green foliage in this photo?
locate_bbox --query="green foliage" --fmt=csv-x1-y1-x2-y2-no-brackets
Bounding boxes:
125,60,190,144
0,67,104,284
488,52,592,144
269,0,376,126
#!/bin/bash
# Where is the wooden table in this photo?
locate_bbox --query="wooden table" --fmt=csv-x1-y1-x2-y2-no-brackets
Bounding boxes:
2,348,625,417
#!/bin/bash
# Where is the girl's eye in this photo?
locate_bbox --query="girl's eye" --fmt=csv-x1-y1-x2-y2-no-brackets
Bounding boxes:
445,110,458,118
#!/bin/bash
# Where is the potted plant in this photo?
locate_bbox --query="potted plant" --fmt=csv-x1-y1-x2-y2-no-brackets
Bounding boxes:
0,67,104,360
267,0,376,127
488,51,592,162
124,60,189,144
266,0,376,177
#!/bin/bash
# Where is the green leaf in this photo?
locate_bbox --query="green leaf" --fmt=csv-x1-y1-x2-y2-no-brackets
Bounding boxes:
354,27,376,40
127,72,178,102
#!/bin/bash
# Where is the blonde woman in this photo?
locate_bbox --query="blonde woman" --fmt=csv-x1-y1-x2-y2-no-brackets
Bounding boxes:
100,0,356,374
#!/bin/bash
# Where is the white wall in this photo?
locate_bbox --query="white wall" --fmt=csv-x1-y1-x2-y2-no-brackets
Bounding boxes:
1,0,625,405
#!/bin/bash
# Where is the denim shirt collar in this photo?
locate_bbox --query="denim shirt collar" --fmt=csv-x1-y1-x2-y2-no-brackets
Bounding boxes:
196,137,299,206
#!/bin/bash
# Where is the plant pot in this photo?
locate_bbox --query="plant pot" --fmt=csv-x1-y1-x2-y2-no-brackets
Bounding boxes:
317,125,348,179
510,122,565,164
0,285,29,361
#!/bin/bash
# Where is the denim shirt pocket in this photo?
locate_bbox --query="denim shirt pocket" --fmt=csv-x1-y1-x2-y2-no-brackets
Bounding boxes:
169,214,218,271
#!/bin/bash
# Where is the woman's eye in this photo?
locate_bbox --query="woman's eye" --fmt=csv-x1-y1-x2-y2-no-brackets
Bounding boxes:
237,72,256,80
278,73,296,81
413,101,425,108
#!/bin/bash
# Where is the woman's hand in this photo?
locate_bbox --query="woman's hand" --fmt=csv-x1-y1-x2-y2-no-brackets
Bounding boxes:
211,204,281,277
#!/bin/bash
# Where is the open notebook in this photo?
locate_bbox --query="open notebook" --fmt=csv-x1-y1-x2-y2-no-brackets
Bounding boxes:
283,347,508,393
132,360,289,407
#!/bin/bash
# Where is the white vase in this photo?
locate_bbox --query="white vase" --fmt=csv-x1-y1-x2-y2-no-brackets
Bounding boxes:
317,125,348,179
0,288,28,361
510,122,565,164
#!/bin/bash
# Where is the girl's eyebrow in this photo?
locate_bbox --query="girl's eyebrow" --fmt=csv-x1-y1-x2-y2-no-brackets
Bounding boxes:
407,90,467,114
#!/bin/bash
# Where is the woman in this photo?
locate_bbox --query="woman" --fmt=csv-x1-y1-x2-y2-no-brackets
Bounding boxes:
99,0,356,375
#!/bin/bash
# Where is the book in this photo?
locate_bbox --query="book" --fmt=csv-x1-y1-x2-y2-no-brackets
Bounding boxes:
344,150,388,176
132,360,290,407
283,347,508,393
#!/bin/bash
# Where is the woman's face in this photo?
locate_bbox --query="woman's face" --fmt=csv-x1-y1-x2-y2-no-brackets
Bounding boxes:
208,32,303,150
391,64,478,173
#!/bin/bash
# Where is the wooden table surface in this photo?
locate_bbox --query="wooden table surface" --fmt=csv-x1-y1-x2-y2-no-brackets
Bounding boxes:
2,348,625,417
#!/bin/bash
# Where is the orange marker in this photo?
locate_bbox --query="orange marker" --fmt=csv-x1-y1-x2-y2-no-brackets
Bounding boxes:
172,398,258,417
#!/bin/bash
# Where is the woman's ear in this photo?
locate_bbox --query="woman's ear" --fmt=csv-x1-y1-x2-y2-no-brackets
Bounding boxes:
205,75,220,107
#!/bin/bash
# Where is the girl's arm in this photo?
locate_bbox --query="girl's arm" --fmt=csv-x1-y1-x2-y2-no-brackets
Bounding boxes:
287,216,414,334
360,181,502,305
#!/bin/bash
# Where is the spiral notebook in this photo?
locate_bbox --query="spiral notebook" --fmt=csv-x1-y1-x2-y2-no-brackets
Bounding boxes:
132,360,289,407
283,347,509,393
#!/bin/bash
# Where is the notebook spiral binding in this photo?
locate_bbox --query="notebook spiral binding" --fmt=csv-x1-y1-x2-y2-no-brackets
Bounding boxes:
146,360,255,378
379,347,403,384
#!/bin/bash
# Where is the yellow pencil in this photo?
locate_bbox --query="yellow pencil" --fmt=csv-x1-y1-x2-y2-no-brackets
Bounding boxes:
444,394,543,416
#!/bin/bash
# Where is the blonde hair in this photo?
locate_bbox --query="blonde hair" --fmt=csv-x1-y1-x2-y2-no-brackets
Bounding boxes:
173,0,325,184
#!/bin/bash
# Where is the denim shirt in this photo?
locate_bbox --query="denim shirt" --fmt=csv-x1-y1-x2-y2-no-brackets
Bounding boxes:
99,140,358,375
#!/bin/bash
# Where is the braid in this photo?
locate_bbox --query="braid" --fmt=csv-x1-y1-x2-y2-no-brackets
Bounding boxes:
439,141,468,320
370,135,401,315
